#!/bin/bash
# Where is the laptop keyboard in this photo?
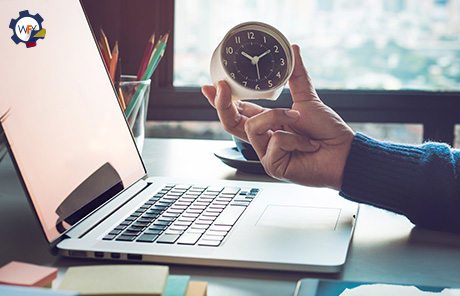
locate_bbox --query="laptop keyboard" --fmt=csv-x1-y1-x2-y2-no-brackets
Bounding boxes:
102,184,259,247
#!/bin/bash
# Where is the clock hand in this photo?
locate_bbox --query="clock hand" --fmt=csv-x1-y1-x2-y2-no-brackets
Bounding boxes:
241,51,256,64
251,49,271,65
257,49,271,60
241,51,261,79
255,61,261,80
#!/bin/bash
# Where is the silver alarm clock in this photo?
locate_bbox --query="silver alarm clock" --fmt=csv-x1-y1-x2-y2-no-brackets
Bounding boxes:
210,22,294,100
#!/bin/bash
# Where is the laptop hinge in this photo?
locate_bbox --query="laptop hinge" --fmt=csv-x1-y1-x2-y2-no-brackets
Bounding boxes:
63,179,148,239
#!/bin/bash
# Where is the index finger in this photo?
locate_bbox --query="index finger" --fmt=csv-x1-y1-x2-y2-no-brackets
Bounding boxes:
245,109,300,159
203,81,266,141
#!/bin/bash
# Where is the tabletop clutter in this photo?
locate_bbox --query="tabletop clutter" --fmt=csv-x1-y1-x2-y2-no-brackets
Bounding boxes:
0,261,207,296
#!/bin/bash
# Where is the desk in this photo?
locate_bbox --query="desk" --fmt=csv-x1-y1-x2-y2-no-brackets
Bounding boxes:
1,138,460,295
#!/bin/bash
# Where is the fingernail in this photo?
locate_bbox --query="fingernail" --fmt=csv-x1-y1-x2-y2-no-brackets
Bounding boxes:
310,139,320,149
285,110,300,118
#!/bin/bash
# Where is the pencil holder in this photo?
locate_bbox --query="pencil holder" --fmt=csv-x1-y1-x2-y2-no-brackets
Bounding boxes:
118,75,151,153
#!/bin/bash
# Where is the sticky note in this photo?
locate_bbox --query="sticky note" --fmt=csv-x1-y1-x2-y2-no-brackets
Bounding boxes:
0,261,58,287
0,284,79,295
163,275,190,296
185,281,208,296
58,265,169,296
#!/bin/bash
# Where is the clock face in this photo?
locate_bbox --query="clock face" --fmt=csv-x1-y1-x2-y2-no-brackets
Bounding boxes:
221,28,290,91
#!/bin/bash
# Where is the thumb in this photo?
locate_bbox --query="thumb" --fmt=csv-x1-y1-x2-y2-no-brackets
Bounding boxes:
289,44,321,103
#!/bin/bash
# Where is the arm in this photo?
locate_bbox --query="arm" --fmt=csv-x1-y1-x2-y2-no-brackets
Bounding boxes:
340,133,460,233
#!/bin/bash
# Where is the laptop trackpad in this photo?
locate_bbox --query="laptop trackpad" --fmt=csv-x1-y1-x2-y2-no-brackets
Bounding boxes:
256,205,340,231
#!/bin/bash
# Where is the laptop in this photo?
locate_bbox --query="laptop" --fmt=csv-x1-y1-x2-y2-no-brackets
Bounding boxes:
0,0,358,273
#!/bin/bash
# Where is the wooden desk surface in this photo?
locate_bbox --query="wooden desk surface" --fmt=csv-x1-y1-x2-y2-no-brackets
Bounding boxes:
1,138,460,295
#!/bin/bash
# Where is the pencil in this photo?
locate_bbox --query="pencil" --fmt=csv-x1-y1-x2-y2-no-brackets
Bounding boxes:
125,33,169,119
136,33,155,81
118,86,126,110
141,33,168,80
109,41,119,82
99,27,112,64
98,40,109,69
128,37,160,109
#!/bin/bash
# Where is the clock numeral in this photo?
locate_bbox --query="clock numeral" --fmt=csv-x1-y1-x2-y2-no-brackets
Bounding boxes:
243,81,248,87
223,59,228,66
255,84,260,90
226,47,234,54
268,80,273,88
280,58,285,66
274,45,279,53
235,36,241,44
247,32,255,40
276,71,281,78
263,36,267,43
230,73,236,79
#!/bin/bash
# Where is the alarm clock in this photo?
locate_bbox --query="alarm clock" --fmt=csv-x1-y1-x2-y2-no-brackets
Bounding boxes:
210,21,294,100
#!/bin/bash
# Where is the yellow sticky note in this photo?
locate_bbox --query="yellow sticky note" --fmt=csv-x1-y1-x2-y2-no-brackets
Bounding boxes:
59,265,169,296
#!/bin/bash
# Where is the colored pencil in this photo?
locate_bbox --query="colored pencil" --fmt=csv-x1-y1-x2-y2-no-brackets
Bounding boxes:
136,33,155,81
98,40,109,69
109,41,119,82
141,33,168,80
118,86,126,110
99,27,112,64
125,33,168,119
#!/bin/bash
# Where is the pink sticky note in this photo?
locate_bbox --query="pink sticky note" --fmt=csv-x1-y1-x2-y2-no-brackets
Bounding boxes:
0,261,58,287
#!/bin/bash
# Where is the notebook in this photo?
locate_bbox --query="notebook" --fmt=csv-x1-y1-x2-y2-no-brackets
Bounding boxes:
0,0,358,273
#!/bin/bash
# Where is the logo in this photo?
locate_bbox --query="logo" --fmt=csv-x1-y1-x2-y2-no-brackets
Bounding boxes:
9,10,46,48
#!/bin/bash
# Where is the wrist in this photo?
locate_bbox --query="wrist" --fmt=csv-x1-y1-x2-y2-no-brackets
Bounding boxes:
333,129,355,191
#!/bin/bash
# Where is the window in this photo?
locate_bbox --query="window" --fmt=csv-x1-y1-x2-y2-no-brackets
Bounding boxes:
175,0,460,91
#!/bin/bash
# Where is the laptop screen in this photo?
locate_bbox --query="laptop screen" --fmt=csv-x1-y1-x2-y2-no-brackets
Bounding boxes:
0,0,146,243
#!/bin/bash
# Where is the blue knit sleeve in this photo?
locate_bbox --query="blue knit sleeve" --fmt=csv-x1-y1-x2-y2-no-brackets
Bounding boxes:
339,133,460,233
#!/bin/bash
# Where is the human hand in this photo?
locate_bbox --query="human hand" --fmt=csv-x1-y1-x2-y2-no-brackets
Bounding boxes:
202,45,355,190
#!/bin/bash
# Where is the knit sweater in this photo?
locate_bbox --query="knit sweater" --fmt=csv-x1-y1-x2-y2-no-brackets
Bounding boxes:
339,133,460,233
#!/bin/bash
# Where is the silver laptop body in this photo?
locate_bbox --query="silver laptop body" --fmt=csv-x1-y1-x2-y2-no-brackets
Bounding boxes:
0,0,358,273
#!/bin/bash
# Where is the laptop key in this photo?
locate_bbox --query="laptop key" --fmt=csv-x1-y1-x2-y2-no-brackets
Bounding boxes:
205,186,224,192
198,239,221,247
137,234,159,243
157,234,180,244
206,230,228,236
230,202,250,207
213,206,246,226
208,225,232,232
103,234,116,240
177,233,202,245
144,229,162,235
174,220,193,226
221,187,240,195
174,185,191,190
202,234,225,241
116,235,136,241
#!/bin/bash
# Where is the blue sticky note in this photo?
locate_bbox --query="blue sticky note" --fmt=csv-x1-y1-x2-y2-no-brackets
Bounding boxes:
163,275,191,296
0,284,79,296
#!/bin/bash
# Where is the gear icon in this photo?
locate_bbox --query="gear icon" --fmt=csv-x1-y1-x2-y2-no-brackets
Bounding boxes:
9,10,46,48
